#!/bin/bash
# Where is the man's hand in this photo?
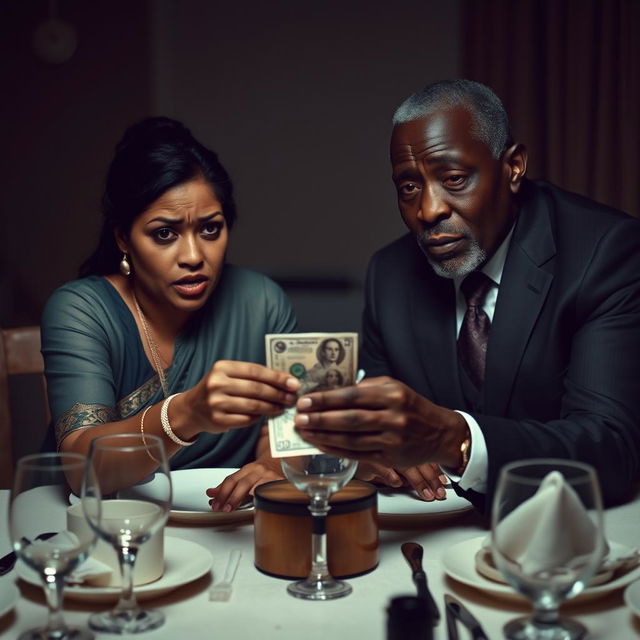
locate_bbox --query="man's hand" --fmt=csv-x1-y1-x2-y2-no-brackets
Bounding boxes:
356,460,449,501
294,376,467,469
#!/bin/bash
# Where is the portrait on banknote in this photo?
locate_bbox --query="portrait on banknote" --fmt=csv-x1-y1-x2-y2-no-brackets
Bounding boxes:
265,332,357,457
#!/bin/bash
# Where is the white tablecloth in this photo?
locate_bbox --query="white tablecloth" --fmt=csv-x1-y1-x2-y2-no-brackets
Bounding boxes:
1,490,639,639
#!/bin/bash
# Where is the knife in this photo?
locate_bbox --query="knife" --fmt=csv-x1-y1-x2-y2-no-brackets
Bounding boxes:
445,594,489,640
0,532,57,576
400,542,441,624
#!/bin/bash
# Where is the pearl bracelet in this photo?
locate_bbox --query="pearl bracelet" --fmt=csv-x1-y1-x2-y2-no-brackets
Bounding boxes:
160,393,195,447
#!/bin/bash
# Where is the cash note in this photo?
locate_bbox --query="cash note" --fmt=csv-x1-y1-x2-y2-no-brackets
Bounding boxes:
265,332,358,458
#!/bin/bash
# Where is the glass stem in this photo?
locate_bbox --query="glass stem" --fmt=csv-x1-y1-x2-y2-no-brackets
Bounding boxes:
532,604,560,630
114,544,139,614
307,495,331,582
41,571,67,635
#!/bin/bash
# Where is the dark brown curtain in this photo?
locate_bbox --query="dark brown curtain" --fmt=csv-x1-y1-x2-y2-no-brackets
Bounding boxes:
463,0,640,217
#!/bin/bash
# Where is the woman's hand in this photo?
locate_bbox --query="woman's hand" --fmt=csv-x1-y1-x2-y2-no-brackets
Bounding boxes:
205,457,283,512
356,461,448,501
184,360,300,435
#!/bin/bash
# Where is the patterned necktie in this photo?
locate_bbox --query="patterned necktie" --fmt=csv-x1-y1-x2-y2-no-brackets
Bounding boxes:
458,271,494,389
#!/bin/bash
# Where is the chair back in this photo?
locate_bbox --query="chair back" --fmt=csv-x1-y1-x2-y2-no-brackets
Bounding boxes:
0,326,49,488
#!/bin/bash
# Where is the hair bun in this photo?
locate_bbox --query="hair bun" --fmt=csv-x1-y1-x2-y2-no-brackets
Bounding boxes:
117,116,193,152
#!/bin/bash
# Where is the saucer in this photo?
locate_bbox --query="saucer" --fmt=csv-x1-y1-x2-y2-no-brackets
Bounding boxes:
377,487,473,527
443,535,640,604
17,537,212,603
0,581,19,618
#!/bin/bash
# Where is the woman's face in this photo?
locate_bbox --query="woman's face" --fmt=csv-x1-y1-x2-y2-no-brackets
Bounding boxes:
118,176,228,317
322,340,341,364
325,369,340,386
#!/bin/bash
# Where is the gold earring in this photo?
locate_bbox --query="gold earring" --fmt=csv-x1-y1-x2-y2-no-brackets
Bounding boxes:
120,253,131,277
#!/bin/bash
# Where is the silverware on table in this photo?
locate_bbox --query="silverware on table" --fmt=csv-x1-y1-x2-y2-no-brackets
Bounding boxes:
445,594,489,640
400,541,441,624
0,532,57,576
209,549,241,601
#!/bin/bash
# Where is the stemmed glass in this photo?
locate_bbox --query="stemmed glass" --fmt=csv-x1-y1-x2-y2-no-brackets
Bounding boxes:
83,433,171,634
280,453,358,600
9,452,100,640
491,459,605,640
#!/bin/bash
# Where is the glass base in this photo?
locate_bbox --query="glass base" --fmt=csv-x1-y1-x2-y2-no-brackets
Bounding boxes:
504,615,587,640
286,576,352,601
18,627,94,640
88,608,164,634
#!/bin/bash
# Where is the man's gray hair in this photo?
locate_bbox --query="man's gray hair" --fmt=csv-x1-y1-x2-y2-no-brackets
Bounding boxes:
392,79,513,159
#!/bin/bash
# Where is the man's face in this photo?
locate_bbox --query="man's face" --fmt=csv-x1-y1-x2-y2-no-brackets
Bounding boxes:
390,106,520,278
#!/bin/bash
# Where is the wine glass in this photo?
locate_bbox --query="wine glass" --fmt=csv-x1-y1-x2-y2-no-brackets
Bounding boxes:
9,452,100,640
491,459,605,640
280,453,358,600
83,433,171,634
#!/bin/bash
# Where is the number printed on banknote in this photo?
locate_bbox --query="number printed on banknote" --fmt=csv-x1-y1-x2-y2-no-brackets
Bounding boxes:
265,332,358,458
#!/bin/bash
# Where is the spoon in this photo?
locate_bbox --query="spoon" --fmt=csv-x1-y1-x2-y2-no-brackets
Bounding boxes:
401,541,441,624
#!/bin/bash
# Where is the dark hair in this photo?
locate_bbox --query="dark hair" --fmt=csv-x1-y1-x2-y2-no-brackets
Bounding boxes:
392,79,513,158
79,117,237,277
316,338,345,366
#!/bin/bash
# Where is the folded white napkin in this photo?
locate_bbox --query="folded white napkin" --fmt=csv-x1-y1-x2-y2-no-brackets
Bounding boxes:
492,470,605,575
32,531,113,586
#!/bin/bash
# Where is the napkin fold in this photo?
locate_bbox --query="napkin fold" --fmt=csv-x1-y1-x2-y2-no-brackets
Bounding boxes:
492,470,605,576
32,531,114,586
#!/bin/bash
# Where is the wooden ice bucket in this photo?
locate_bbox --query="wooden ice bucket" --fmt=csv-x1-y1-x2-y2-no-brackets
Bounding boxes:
254,479,378,579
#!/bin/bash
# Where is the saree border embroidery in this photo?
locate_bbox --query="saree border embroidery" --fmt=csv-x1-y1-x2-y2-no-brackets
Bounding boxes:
54,376,162,446
55,403,118,446
116,375,162,418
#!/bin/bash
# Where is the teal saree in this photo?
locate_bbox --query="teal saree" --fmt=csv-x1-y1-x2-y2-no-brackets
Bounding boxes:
41,265,297,468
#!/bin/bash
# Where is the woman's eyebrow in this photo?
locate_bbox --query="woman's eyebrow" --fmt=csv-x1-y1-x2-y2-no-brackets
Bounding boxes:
146,211,223,225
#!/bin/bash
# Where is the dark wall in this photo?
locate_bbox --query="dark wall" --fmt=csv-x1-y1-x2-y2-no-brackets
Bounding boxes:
0,0,152,326
1,0,461,331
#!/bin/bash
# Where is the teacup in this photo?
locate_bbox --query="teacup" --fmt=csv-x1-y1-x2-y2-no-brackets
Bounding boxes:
67,500,164,587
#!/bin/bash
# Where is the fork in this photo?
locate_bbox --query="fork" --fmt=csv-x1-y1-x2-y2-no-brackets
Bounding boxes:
209,549,241,601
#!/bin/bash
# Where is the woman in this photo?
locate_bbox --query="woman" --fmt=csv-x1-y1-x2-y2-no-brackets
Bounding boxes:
306,338,349,387
42,117,299,509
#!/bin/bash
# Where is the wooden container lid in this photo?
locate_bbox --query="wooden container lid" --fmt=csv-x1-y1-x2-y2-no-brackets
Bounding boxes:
254,479,378,579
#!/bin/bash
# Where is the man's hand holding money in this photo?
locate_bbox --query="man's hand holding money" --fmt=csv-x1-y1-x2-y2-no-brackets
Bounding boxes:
293,376,467,501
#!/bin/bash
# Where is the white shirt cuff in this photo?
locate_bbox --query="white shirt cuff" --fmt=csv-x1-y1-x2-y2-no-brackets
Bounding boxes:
443,410,488,493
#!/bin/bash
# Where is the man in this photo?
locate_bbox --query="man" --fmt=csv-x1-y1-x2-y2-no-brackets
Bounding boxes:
294,79,640,511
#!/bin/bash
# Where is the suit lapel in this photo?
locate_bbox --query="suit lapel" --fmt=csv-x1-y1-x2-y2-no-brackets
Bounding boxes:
409,265,464,409
484,185,556,415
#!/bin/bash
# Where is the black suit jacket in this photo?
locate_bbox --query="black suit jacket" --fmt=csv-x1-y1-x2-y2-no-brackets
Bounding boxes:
361,180,640,510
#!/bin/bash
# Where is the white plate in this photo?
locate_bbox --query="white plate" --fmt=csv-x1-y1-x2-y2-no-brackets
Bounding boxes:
0,581,19,618
125,468,255,525
377,487,473,526
624,580,640,617
443,535,640,604
17,536,212,603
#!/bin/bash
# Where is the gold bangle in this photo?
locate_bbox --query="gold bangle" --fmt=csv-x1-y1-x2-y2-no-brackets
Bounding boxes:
139,405,159,462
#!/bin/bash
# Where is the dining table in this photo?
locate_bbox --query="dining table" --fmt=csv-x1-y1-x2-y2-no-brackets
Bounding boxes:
1,484,639,640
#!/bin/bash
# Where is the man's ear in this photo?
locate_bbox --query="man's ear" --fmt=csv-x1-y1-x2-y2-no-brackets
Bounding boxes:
503,143,528,194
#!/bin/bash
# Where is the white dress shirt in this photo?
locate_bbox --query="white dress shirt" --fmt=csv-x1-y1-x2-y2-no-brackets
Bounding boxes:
445,226,515,492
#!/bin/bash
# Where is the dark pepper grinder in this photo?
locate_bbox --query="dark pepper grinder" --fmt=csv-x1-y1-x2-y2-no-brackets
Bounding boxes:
387,595,435,640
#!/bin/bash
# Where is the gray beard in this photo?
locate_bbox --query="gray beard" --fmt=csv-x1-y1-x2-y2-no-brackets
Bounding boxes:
416,232,486,279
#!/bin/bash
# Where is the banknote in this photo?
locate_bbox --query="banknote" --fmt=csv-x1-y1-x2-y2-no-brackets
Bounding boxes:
265,333,358,458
